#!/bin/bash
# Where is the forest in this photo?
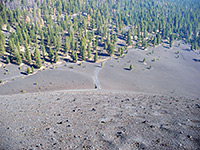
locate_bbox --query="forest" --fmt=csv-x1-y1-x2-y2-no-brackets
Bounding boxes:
0,0,199,69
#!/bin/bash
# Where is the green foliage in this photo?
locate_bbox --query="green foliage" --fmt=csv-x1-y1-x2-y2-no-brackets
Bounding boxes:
126,29,132,46
101,62,103,68
94,52,98,63
31,66,34,73
14,49,22,65
27,67,30,74
6,56,10,64
25,43,32,64
54,50,59,63
34,48,42,68
130,64,133,70
0,0,199,65
107,43,115,56
48,47,54,62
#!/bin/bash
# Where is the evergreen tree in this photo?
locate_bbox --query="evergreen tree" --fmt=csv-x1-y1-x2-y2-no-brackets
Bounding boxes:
64,38,69,54
87,43,91,59
74,52,78,62
94,52,98,63
25,43,32,64
6,56,10,64
34,48,42,68
40,44,46,59
127,29,132,46
54,50,59,63
14,49,22,65
31,66,34,73
107,43,115,56
130,64,133,70
48,47,54,62
27,67,31,74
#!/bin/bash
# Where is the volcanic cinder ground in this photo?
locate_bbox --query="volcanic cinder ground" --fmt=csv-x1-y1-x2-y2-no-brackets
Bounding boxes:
0,41,200,149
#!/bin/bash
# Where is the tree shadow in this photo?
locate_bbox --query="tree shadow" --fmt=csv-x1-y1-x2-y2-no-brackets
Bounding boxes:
98,52,110,57
162,45,169,49
20,72,28,75
193,59,200,62
182,48,191,52
117,43,126,47
86,60,94,63
124,67,131,71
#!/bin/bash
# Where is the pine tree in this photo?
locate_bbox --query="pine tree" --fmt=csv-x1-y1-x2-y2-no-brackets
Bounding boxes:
27,67,31,74
126,29,132,46
48,47,54,62
6,56,10,64
14,49,22,65
34,48,42,68
64,38,69,54
25,43,32,64
87,43,91,59
54,50,59,63
107,43,115,56
31,66,34,73
130,64,133,70
94,52,98,62
0,42,5,55
74,52,78,62
40,44,46,59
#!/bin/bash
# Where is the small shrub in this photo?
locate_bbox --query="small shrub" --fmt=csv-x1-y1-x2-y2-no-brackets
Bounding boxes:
21,89,25,93
130,64,133,70
0,80,2,83
27,67,31,74
31,66,34,73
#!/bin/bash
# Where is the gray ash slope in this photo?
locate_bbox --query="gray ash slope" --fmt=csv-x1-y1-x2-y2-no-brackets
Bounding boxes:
0,91,199,149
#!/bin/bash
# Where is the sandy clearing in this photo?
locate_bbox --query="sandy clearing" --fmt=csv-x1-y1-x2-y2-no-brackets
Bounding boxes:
99,41,200,98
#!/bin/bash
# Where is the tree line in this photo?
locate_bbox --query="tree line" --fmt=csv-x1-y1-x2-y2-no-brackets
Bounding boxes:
0,0,199,68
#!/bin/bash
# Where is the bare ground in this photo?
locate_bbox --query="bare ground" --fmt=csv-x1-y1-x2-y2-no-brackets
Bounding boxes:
0,91,199,149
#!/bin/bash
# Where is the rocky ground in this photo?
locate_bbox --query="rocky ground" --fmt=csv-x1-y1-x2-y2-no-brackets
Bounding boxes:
0,91,199,150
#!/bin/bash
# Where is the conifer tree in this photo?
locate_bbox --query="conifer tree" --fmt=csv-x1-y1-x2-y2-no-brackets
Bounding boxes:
48,47,54,62
25,43,32,64
94,52,98,62
14,49,22,65
126,29,132,46
34,48,42,68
